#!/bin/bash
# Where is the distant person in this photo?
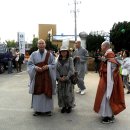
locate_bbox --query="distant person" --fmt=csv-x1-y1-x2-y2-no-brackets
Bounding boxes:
15,49,21,72
27,39,56,116
19,53,24,70
11,48,17,69
73,40,89,95
56,46,75,113
94,41,126,124
69,48,74,57
55,51,59,63
94,49,101,73
121,50,130,94
7,48,13,74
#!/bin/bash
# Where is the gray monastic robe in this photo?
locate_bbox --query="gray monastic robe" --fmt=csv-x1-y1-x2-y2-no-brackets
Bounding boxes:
27,49,56,112
73,47,89,90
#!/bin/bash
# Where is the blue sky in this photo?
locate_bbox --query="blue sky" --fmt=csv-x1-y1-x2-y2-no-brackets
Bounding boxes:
0,0,130,42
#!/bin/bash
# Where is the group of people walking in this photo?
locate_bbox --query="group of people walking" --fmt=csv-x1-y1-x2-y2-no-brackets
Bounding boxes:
27,39,126,124
6,48,23,73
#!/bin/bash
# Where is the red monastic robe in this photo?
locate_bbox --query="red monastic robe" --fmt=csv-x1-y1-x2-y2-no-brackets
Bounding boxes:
94,51,126,115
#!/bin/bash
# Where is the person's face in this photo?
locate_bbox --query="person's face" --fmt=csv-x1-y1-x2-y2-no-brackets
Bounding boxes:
60,50,68,57
75,41,80,48
37,41,46,51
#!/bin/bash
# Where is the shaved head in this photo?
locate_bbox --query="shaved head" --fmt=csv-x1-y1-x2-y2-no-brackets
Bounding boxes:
38,39,45,44
102,41,110,48
101,41,110,52
37,39,46,52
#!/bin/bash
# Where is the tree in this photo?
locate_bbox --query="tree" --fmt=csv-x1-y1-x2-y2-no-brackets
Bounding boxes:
110,21,130,51
86,33,105,53
46,39,58,52
6,40,16,48
29,37,38,55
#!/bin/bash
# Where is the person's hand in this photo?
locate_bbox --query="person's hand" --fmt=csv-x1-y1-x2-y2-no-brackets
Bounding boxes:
75,56,80,60
59,76,66,82
35,66,42,72
42,65,48,71
62,76,66,81
59,77,64,82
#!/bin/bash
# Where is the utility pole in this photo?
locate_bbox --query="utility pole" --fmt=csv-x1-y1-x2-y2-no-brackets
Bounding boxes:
74,0,77,41
69,0,81,41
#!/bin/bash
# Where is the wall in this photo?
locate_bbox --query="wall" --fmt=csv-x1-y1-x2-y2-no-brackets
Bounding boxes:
39,24,56,40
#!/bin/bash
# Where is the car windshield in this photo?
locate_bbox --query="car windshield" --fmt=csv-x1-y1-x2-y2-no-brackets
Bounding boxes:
0,45,6,53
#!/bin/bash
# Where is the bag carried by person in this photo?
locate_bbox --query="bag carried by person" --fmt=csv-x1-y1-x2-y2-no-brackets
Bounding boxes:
70,71,78,85
68,57,78,85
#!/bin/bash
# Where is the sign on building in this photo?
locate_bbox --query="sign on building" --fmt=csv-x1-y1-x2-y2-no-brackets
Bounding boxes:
17,32,25,54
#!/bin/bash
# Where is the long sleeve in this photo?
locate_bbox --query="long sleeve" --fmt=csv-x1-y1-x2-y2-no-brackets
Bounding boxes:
27,53,36,80
48,54,56,95
80,49,89,63
27,52,36,94
106,62,113,99
56,62,61,81
67,57,74,78
106,62,116,99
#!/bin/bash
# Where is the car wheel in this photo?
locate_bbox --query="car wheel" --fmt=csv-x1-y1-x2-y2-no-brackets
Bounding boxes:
0,64,5,74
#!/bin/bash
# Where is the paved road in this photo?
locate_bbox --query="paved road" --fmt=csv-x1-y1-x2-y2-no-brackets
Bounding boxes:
0,68,130,130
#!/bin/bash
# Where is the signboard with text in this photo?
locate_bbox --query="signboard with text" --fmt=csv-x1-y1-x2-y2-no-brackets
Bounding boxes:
17,32,25,54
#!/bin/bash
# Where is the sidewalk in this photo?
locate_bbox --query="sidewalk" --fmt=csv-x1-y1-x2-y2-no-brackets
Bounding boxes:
0,71,130,130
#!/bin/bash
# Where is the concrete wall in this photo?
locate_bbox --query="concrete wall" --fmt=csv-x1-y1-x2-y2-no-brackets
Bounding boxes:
39,24,56,40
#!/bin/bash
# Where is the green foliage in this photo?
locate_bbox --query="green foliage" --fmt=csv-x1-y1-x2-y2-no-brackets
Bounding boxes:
46,40,58,52
110,21,130,51
6,40,16,48
32,37,38,48
86,33,105,52
29,37,38,55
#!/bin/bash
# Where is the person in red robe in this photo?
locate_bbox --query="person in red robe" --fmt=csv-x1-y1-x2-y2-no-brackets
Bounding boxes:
93,41,126,124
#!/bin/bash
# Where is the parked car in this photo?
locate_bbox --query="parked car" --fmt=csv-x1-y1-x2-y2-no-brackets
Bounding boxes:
0,43,8,73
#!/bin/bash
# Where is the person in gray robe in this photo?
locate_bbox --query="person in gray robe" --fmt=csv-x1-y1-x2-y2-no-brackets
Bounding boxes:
27,39,56,116
56,46,75,113
73,40,89,95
